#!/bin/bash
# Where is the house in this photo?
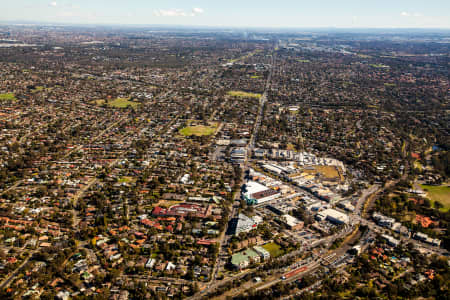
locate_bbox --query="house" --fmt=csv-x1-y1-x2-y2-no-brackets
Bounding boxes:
166,261,176,271
145,258,156,269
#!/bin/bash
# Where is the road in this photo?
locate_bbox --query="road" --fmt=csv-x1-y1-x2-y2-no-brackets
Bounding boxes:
0,249,39,289
196,168,441,299
355,216,447,255
0,180,24,197
1,114,127,197
194,225,353,300
354,184,380,214
215,236,354,300
206,47,277,289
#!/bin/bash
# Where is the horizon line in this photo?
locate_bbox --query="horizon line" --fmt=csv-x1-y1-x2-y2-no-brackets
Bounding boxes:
1,20,450,32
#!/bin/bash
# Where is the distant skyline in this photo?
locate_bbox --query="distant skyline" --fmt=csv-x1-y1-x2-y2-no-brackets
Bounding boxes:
2,0,450,29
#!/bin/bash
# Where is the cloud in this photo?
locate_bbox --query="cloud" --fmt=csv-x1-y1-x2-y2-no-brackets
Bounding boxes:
192,8,205,15
154,7,205,17
49,1,57,7
401,12,422,17
154,9,189,17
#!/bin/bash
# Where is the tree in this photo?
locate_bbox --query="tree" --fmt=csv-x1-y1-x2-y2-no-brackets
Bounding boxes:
434,201,443,210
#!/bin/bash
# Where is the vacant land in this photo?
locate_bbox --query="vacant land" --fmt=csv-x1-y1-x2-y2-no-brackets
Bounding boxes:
420,184,450,211
302,165,341,181
179,122,218,137
227,91,262,99
154,200,184,208
0,93,17,101
92,98,139,108
286,143,296,151
297,59,311,63
262,242,284,258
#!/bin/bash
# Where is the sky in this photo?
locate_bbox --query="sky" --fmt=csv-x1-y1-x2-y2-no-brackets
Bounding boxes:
2,0,450,28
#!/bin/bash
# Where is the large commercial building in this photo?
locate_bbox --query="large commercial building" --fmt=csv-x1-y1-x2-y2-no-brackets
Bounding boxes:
316,208,349,224
233,213,263,235
242,180,280,205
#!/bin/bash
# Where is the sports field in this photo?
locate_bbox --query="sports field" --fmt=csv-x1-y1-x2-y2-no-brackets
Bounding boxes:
420,184,450,212
262,242,284,258
179,122,218,137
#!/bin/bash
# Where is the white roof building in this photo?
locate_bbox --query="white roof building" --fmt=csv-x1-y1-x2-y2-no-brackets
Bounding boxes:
317,208,349,224
281,214,304,229
242,181,280,205
146,258,156,269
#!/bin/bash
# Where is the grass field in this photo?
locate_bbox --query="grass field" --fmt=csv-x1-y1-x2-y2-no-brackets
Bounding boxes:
118,176,135,183
420,184,450,211
227,91,262,99
414,161,423,171
262,242,284,258
250,75,261,79
228,49,262,63
179,122,218,137
92,98,139,108
32,86,45,92
0,93,17,101
370,64,390,69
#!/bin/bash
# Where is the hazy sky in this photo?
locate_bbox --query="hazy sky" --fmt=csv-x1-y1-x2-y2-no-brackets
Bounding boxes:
2,0,450,28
